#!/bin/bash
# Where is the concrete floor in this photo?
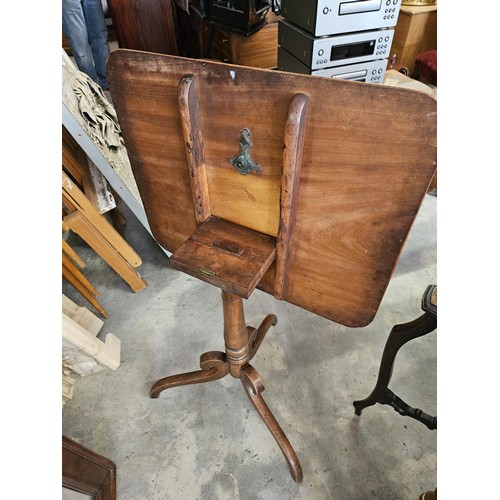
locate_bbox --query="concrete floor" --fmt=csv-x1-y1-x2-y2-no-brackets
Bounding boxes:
62,193,437,500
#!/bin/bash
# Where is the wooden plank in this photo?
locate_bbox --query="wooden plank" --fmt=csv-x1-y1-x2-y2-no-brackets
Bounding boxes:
81,158,117,214
62,170,142,268
62,315,120,372
274,93,309,300
177,74,211,225
62,126,86,187
62,103,154,242
62,265,110,318
62,312,121,371
107,51,437,327
63,252,99,297
62,238,86,268
170,216,276,298
64,211,148,293
62,293,104,337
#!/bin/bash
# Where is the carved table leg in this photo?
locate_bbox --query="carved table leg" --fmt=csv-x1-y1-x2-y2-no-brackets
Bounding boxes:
248,314,277,361
150,351,229,398
353,311,437,415
241,364,303,483
150,290,301,482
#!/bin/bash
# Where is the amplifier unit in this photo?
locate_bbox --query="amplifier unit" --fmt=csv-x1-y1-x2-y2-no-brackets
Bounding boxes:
279,20,394,70
281,0,402,36
278,47,388,83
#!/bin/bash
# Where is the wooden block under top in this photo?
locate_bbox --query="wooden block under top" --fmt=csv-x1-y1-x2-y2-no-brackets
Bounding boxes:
170,216,276,299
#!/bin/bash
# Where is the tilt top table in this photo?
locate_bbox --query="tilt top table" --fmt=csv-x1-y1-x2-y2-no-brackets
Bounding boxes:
107,50,436,482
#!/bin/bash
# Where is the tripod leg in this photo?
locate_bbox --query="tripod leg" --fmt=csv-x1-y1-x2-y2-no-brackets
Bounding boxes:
240,364,303,483
248,314,277,360
150,351,229,398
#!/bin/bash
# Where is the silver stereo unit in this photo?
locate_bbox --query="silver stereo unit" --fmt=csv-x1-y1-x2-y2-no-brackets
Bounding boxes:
281,0,402,36
279,20,394,70
278,47,387,83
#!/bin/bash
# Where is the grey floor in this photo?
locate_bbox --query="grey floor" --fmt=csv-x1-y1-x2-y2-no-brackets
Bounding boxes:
62,193,437,500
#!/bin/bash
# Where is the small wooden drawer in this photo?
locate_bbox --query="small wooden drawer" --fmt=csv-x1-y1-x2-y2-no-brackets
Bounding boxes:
170,216,276,298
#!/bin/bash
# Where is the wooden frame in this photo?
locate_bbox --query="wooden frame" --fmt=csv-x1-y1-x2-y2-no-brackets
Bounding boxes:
62,435,116,500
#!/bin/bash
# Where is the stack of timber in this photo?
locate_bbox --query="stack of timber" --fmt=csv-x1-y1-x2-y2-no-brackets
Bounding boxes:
62,294,121,407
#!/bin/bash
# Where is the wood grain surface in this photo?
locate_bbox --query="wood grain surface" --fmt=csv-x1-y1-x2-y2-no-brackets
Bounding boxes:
107,51,436,327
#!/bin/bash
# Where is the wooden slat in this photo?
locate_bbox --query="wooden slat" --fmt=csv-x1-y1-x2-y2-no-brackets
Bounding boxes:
62,239,86,269
63,312,120,371
62,265,110,318
177,74,211,225
63,252,99,297
64,210,148,293
62,126,86,187
62,170,142,268
62,294,104,337
274,93,309,300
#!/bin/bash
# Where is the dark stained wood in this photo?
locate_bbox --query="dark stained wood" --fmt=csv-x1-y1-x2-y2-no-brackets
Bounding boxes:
107,51,436,327
177,74,211,225
170,216,276,299
62,435,116,500
106,0,179,54
353,285,437,430
274,93,309,300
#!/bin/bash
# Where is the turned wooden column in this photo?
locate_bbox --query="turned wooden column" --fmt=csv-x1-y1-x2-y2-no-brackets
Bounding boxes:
222,291,251,378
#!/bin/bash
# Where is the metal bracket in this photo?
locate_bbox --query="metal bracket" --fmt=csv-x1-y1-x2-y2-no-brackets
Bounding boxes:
228,128,261,175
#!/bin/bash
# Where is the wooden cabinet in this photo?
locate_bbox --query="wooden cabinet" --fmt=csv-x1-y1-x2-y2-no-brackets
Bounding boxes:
209,14,279,69
175,10,279,69
390,5,437,75
106,0,179,54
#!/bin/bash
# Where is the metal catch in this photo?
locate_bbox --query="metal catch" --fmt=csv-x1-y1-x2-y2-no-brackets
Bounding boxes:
199,268,216,277
228,128,262,175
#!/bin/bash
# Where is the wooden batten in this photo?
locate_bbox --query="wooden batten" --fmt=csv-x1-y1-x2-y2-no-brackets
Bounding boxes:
62,294,104,337
62,265,109,319
178,74,211,225
62,238,86,269
274,93,310,300
64,210,147,293
62,171,143,269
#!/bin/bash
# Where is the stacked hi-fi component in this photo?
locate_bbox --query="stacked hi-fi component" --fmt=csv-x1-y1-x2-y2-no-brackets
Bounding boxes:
278,0,402,83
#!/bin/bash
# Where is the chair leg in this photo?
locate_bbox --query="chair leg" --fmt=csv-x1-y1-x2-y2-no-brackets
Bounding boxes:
353,312,437,415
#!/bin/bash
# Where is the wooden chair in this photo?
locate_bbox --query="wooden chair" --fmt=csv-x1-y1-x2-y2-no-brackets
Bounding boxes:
107,51,437,482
